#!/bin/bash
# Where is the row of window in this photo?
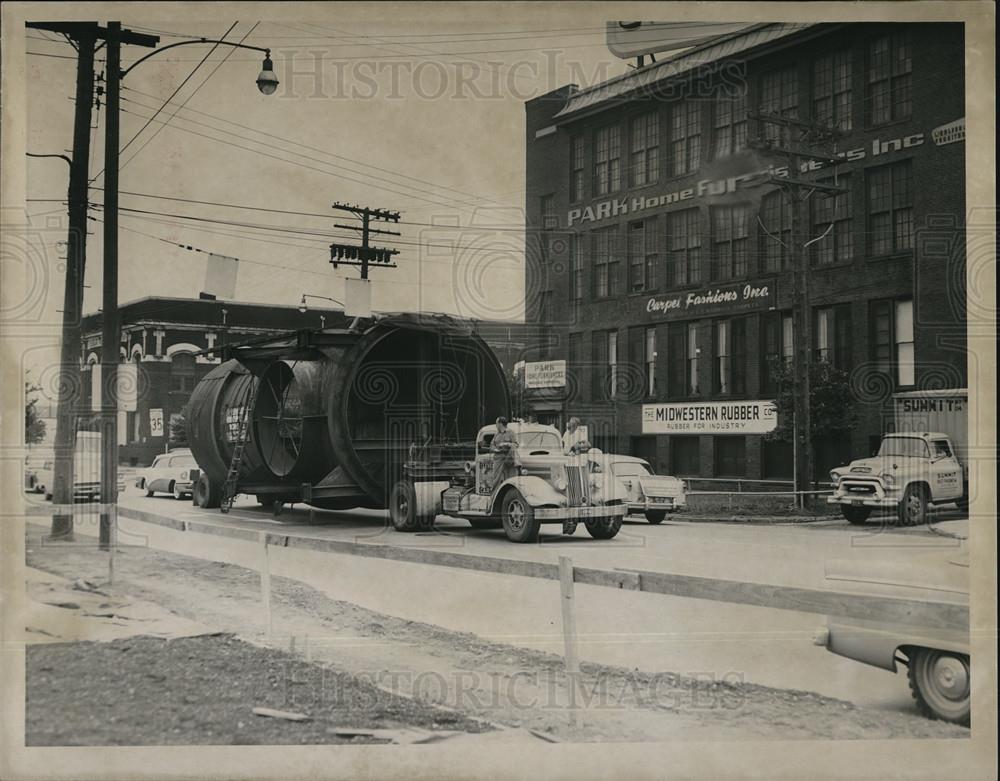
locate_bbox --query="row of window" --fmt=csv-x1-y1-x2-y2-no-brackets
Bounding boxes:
557,160,911,297
568,32,912,199
564,299,914,402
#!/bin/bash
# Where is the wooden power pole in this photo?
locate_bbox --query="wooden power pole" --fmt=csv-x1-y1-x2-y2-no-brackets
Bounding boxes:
329,202,401,279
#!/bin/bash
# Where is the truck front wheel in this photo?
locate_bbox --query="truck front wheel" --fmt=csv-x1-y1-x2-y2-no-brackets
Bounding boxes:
389,481,433,532
841,505,871,525
501,490,540,543
907,648,970,726
898,484,928,526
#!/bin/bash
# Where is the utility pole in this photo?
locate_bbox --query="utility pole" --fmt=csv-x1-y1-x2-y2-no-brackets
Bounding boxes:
27,23,97,540
748,113,845,506
329,202,401,279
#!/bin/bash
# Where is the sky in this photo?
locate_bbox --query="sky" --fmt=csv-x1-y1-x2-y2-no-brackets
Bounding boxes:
21,7,640,347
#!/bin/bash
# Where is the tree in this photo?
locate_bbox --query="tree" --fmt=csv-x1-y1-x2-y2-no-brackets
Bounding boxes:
169,405,189,448
25,382,47,445
766,360,858,480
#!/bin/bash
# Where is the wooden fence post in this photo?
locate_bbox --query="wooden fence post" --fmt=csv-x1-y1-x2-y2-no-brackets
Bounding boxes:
558,555,580,726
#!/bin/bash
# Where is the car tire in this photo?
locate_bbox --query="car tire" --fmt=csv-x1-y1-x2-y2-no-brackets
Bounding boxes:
907,648,970,726
841,505,871,525
501,489,540,543
389,480,433,532
898,484,928,526
645,510,667,524
193,473,221,509
468,518,502,530
585,515,623,540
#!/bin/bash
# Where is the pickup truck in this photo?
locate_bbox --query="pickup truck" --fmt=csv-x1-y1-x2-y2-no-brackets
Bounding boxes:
827,390,968,525
390,421,628,543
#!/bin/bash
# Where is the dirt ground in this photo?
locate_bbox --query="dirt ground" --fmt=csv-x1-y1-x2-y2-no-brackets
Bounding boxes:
24,522,969,743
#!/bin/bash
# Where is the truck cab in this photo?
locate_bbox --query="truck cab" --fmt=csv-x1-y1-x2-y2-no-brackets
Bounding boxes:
827,431,967,525
391,421,628,543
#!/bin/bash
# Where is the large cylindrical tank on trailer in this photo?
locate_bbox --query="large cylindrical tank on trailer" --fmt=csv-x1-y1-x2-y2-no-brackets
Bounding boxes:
186,314,510,511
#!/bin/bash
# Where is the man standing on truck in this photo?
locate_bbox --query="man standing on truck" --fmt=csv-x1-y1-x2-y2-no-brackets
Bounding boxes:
487,416,519,491
562,417,592,455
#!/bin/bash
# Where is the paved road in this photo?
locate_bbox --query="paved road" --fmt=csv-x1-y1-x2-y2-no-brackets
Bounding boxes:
39,486,969,723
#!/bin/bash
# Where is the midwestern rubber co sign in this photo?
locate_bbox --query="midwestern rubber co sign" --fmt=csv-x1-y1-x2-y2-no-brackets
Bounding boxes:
642,400,778,435
646,278,776,319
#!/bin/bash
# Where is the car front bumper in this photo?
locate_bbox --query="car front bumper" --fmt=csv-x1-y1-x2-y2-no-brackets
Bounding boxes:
629,497,685,513
535,504,627,521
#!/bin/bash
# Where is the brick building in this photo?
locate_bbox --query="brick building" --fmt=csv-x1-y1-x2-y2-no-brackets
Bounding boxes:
523,22,966,481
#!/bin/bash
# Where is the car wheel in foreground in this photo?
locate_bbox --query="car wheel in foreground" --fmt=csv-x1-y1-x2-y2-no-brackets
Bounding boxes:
907,648,970,726
898,484,928,526
501,490,539,543
841,505,871,525
645,509,667,524
193,474,221,509
584,514,622,540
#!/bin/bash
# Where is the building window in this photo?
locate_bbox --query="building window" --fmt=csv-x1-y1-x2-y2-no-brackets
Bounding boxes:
594,125,622,195
867,31,912,125
812,174,853,265
568,332,583,398
591,227,620,298
170,351,197,393
814,304,853,371
671,436,700,476
644,327,657,398
713,86,748,158
870,298,914,387
570,136,585,202
569,233,584,304
813,51,853,131
714,317,747,395
760,311,793,395
630,111,660,187
629,325,658,398
669,100,701,176
714,437,746,477
867,161,913,256
608,330,619,399
762,439,793,479
759,191,792,272
591,330,619,400
628,220,659,292
666,323,699,398
539,194,556,265
759,67,799,143
687,324,700,396
711,205,750,281
665,208,702,287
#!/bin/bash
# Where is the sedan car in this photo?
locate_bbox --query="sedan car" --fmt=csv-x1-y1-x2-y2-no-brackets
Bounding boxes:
813,547,970,725
590,454,687,523
137,449,199,500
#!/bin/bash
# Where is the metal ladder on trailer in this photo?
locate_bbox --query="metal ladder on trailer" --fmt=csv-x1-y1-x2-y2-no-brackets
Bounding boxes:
220,378,259,514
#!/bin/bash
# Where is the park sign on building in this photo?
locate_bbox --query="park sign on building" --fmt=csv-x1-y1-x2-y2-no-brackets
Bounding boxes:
642,401,778,435
525,360,567,389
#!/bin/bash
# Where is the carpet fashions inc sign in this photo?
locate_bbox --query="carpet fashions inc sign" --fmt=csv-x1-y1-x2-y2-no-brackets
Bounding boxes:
646,279,776,319
642,401,777,435
525,360,567,389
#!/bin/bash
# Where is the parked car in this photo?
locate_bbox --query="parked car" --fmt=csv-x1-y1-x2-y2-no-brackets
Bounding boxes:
137,449,199,500
813,547,970,725
588,454,687,523
33,433,120,501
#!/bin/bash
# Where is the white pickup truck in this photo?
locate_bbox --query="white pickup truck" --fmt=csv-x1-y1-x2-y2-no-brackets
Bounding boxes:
827,389,968,525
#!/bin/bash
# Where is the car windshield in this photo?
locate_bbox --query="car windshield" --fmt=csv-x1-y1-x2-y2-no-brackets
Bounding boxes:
170,455,197,467
517,432,561,450
613,462,652,478
878,437,930,459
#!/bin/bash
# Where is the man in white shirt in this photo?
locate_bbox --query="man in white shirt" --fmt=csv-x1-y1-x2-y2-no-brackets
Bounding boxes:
562,417,591,455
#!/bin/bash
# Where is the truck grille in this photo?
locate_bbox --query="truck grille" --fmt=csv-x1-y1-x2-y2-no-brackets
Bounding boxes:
565,465,590,505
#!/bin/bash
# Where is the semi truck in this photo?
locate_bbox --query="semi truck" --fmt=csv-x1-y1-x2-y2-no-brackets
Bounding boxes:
827,389,969,525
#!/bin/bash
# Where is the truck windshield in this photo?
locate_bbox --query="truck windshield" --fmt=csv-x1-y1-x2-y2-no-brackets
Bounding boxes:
517,432,561,450
878,437,930,459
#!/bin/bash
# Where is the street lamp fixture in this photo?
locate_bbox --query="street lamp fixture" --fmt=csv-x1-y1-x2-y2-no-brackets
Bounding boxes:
256,53,279,95
122,40,278,95
299,294,345,313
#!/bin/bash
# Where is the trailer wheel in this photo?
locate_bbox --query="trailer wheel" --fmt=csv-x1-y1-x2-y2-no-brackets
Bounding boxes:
389,480,432,532
841,505,871,525
585,515,623,540
907,648,970,726
501,490,539,543
645,510,667,525
194,473,221,509
898,484,928,526
257,494,275,508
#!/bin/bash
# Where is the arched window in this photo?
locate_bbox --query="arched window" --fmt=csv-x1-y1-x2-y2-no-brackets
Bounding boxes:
170,351,197,393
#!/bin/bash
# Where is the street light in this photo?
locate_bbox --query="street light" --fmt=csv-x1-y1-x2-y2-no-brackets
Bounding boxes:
256,54,279,95
123,40,279,95
298,294,345,313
